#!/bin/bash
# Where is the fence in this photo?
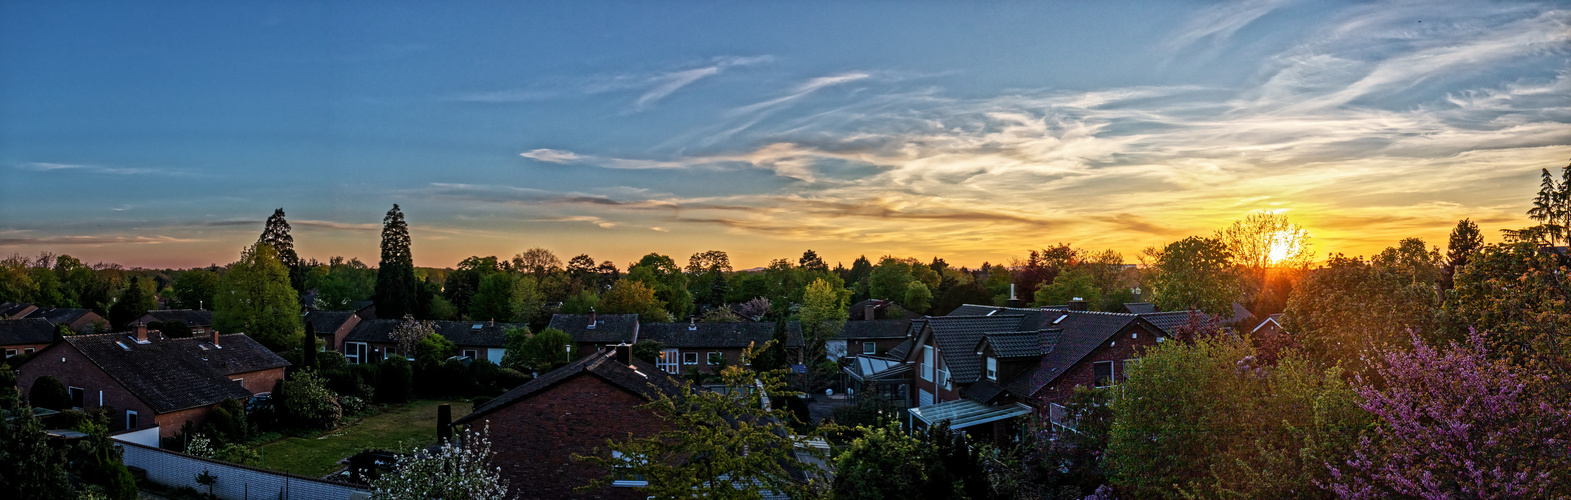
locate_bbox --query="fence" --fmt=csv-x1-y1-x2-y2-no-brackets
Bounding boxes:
112,438,371,500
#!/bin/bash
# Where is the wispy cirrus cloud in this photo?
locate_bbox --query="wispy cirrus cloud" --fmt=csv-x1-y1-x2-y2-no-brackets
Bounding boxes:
1167,0,1292,52
446,55,773,110
13,162,181,176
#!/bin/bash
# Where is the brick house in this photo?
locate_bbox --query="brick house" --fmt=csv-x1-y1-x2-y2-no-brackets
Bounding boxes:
638,320,804,375
548,313,642,353
2,302,109,334
303,310,363,353
1,318,55,360
898,304,1179,442
453,347,681,499
828,319,909,360
135,309,216,336
15,324,289,437
333,318,519,365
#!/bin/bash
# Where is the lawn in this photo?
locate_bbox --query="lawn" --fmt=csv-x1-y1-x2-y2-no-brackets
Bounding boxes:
252,399,473,478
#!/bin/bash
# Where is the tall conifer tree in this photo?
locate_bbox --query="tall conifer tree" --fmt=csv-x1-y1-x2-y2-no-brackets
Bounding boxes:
375,204,418,319
259,208,304,292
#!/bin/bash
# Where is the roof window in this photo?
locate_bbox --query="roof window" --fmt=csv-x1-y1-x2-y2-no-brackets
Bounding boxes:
472,323,483,330
1053,314,1068,324
115,341,130,351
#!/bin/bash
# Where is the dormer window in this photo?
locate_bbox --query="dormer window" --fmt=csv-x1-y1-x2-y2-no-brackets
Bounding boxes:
986,357,998,381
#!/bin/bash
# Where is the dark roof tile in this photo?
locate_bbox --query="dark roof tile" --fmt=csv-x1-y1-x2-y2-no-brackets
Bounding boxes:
547,314,640,344
64,331,287,413
140,309,215,327
640,321,803,348
0,318,55,345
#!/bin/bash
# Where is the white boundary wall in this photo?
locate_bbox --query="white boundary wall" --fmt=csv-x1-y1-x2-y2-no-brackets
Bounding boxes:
112,438,371,500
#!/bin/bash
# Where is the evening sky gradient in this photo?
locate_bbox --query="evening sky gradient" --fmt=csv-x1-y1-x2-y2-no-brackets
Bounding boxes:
1,1,1568,269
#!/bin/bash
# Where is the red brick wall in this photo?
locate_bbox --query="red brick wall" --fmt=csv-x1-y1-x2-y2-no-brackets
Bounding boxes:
16,343,157,432
231,367,285,395
3,342,51,358
1034,324,1162,404
154,406,214,439
465,373,668,499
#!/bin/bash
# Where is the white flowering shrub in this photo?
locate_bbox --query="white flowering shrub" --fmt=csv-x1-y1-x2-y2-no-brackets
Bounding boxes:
370,426,510,500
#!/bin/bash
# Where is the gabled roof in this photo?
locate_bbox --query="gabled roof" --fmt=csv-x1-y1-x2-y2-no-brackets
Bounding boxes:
1138,310,1208,336
920,314,1031,384
303,311,356,334
343,319,518,347
1003,310,1154,397
455,348,681,425
640,321,804,348
833,319,909,340
24,307,99,325
1123,302,1156,314
547,314,640,344
61,331,288,413
1,302,37,318
139,309,214,327
886,338,914,360
979,331,1048,359
0,318,56,346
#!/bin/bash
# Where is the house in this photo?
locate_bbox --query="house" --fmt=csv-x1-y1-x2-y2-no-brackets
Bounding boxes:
847,299,920,321
898,303,1170,442
548,313,642,353
453,346,682,499
303,310,363,352
135,309,216,336
638,320,804,375
828,319,909,360
334,319,518,365
1,318,56,359
1252,313,1287,336
15,324,288,437
2,302,108,334
2,301,39,319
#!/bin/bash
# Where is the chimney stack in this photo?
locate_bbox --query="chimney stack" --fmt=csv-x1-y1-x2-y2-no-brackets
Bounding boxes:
437,404,453,444
1068,297,1089,311
1005,284,1024,308
865,303,876,321
211,329,220,347
134,322,147,342
615,343,633,366
589,308,597,327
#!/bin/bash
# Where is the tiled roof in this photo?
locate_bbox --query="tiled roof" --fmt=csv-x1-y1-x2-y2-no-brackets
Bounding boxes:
1,302,35,318
303,311,355,334
959,379,1008,404
886,338,914,360
343,319,518,347
981,331,1046,358
640,321,804,348
26,307,96,325
1139,310,1206,336
547,314,640,344
455,348,681,426
140,309,215,327
63,331,288,413
0,318,55,345
833,319,909,340
925,314,1031,384
1123,302,1156,314
1004,310,1140,397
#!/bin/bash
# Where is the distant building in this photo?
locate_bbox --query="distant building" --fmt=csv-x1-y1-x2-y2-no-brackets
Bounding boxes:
1,302,108,333
15,324,288,437
1,318,56,359
639,320,804,374
548,313,641,353
454,347,681,499
304,311,517,364
135,309,216,336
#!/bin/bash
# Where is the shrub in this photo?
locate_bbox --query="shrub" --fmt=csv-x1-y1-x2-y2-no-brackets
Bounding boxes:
416,333,457,367
339,396,370,416
278,372,341,430
375,357,413,404
28,375,72,410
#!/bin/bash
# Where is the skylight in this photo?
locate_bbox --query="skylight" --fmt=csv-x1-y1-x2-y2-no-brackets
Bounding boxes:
1053,314,1068,324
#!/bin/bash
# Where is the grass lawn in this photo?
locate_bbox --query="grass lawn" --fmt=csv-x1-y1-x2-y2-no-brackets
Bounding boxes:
253,399,472,478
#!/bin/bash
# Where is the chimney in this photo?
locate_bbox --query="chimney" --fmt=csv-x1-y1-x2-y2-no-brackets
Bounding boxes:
864,303,876,321
1068,297,1089,311
437,404,452,444
588,308,597,328
1005,284,1024,308
134,322,147,342
211,329,220,347
688,317,697,330
615,343,633,366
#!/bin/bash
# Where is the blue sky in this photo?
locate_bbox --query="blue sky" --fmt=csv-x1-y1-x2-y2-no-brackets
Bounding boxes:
1,1,1567,269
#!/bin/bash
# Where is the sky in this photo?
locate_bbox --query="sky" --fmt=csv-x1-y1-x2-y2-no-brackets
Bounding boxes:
1,1,1567,270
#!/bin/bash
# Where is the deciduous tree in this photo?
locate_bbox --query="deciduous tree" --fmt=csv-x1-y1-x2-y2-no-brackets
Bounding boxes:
214,243,302,351
372,426,510,500
1148,236,1239,315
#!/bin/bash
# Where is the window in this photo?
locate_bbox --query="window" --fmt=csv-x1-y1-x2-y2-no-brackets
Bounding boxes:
4,349,14,358
126,410,138,430
462,349,478,359
344,342,367,364
69,387,85,408
863,342,877,355
707,352,723,365
683,352,698,365
23,348,33,354
1094,361,1115,388
610,451,649,487
657,349,680,374
986,357,998,381
232,378,244,386
921,345,935,381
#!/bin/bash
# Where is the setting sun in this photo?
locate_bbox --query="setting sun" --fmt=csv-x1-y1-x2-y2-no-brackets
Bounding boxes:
1267,229,1307,265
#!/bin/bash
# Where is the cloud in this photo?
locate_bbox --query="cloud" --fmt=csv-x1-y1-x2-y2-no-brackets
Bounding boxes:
1168,0,1292,51
520,149,583,164
0,234,196,246
293,220,381,231
731,72,872,115
13,162,175,176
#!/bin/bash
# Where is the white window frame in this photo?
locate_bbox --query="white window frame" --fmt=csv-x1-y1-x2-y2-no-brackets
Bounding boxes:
1093,360,1115,388
657,349,680,374
462,349,478,359
986,357,998,381
344,342,367,364
921,345,934,382
707,352,723,365
610,451,649,487
682,352,698,365
863,342,877,355
125,410,138,429
4,349,14,358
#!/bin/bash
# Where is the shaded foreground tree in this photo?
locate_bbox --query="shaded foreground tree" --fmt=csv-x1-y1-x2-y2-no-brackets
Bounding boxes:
0,404,72,500
375,204,420,319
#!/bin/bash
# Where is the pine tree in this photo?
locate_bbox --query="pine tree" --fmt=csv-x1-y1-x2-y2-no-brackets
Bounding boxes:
375,204,419,319
1442,218,1484,290
259,208,304,292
